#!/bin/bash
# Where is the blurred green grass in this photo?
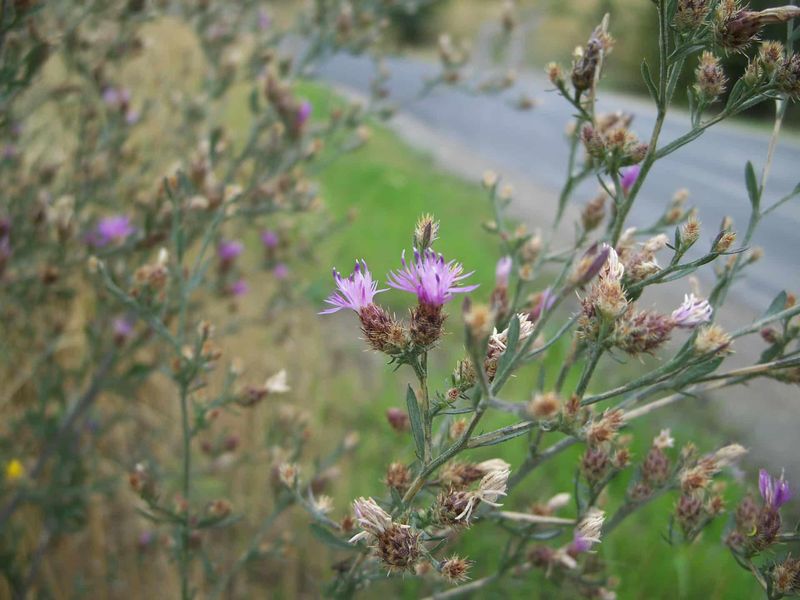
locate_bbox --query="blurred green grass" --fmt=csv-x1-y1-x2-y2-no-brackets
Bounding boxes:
219,76,760,598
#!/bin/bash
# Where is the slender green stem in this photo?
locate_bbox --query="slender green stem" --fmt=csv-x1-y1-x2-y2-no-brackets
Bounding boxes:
574,322,609,400
178,378,192,600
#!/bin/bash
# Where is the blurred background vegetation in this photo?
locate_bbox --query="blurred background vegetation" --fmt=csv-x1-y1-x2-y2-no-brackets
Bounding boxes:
382,0,798,127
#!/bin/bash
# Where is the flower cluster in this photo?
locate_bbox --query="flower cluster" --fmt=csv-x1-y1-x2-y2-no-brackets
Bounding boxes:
322,229,478,352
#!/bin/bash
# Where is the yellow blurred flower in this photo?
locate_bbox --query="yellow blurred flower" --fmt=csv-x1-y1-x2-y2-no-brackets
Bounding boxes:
5,459,25,482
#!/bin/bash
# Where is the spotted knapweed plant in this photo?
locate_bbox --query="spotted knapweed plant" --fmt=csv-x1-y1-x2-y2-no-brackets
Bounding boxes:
304,2,800,598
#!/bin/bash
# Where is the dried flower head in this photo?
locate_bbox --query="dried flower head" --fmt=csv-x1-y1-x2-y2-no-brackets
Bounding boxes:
278,462,299,488
440,555,472,583
528,391,562,420
653,429,675,450
385,461,412,492
571,507,605,553
586,409,625,446
571,23,614,93
581,193,606,231
675,0,711,31
694,324,733,355
350,497,421,571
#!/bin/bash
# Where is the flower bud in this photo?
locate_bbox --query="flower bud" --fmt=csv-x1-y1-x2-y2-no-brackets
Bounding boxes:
386,408,409,432
675,0,711,31
581,193,606,231
413,213,439,251
694,52,727,102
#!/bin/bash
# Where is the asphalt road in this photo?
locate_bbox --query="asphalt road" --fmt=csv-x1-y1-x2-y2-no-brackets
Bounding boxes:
317,53,800,311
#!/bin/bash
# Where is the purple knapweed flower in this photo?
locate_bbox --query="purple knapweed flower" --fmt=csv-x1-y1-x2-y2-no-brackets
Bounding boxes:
296,100,312,128
229,279,249,297
320,260,386,314
671,293,712,328
258,8,271,31
759,469,792,510
218,240,244,263
261,229,279,249
125,109,141,126
530,287,557,321
620,164,641,195
273,263,289,280
92,215,135,246
138,531,155,549
102,87,120,106
495,256,512,288
113,317,134,340
2,144,18,160
102,87,131,110
387,248,478,307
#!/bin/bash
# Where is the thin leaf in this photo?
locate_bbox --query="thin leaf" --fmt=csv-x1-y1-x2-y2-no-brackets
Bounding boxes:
673,356,724,388
744,161,760,212
496,314,521,375
762,291,788,320
310,523,354,551
641,59,659,103
470,426,531,448
406,385,425,460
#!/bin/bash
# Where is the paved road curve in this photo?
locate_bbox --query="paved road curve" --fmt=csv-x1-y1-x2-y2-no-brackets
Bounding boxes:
317,54,800,310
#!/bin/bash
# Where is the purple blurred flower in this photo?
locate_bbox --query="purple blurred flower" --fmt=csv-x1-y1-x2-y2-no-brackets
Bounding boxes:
273,262,289,280
570,532,594,554
218,240,244,262
229,279,249,296
261,229,279,249
296,100,312,127
574,242,612,285
102,87,120,106
495,256,512,287
125,109,141,125
258,8,271,31
759,469,792,510
320,260,385,315
620,165,641,195
92,215,135,246
138,531,155,549
102,87,131,110
671,293,712,328
2,144,18,160
387,248,478,307
113,317,134,340
530,287,557,320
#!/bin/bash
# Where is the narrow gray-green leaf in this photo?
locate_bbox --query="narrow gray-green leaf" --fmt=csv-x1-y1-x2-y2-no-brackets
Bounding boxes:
763,291,788,320
310,523,354,551
745,161,760,212
641,59,658,103
406,385,425,460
